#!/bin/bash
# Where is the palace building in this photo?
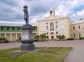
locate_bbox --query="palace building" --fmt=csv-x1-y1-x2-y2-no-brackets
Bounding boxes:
37,9,84,40
0,9,84,41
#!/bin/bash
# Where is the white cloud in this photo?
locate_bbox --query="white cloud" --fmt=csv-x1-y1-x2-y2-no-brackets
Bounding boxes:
56,5,71,16
71,9,84,21
77,9,84,16
0,0,84,25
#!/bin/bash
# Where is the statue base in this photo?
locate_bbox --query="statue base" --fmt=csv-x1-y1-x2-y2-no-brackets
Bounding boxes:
21,24,35,51
21,41,35,51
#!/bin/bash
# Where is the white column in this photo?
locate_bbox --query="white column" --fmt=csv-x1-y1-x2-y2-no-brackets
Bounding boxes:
0,33,1,38
5,33,6,38
16,33,17,40
10,33,12,41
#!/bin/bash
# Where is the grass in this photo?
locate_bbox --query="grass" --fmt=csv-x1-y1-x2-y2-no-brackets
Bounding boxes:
0,47,72,62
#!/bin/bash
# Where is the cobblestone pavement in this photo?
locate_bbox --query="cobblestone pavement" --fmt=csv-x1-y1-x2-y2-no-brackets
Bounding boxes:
0,40,84,62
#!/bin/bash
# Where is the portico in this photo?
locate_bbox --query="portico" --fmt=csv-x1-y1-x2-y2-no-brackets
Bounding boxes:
0,32,22,41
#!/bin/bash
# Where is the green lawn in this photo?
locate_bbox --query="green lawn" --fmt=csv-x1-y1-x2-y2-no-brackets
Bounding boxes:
0,47,72,62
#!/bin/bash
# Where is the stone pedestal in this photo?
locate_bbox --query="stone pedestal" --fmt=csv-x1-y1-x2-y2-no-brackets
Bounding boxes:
21,24,35,51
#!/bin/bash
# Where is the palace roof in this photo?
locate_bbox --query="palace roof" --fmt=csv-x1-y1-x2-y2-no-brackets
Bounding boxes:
0,21,25,26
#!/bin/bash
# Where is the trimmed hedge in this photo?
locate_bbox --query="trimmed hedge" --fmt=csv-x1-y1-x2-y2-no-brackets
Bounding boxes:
67,38,74,40
79,37,84,40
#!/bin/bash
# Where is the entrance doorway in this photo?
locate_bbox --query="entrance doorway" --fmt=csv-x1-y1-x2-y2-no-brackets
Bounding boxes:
51,36,54,39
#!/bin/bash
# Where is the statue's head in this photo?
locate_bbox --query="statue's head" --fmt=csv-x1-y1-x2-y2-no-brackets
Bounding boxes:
23,5,28,9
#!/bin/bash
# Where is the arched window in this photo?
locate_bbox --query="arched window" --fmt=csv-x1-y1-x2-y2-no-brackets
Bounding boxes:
46,32,48,34
50,22,54,30
51,32,54,34
56,32,58,34
46,36,49,39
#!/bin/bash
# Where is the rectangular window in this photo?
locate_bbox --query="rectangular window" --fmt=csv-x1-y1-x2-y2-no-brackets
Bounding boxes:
50,22,54,30
1,26,4,30
7,27,10,31
74,34,75,38
79,34,81,38
18,27,20,30
46,23,48,30
55,22,58,29
79,25,80,29
56,25,58,29
73,26,75,30
12,27,15,30
46,26,48,30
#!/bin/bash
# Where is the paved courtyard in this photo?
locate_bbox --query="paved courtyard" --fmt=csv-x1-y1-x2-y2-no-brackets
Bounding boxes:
0,40,84,62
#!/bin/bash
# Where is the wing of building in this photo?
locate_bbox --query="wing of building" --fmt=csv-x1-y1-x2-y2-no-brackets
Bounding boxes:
72,20,84,39
37,9,84,40
0,21,37,42
0,21,24,42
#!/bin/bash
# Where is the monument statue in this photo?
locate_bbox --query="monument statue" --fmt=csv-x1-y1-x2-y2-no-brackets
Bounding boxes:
21,5,35,51
23,5,29,24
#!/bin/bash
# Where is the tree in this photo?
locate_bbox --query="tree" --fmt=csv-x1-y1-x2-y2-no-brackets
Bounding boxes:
57,35,65,40
40,34,46,41
34,35,40,41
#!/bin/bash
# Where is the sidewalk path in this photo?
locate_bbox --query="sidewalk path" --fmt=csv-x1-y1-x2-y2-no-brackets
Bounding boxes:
67,47,84,62
0,40,84,62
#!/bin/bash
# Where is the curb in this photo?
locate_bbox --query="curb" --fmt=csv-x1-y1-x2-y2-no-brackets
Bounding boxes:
64,47,74,62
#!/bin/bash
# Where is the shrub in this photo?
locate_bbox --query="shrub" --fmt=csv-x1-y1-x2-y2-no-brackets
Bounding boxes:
0,38,9,43
57,35,65,40
34,35,40,41
40,34,46,41
79,37,84,40
67,38,74,40
34,34,47,41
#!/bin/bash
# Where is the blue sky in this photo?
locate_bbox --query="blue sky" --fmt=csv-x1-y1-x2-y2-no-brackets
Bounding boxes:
0,0,84,25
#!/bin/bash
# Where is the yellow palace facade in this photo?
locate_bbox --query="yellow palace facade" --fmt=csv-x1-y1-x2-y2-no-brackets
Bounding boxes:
37,9,84,40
